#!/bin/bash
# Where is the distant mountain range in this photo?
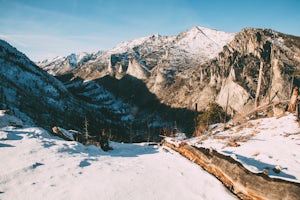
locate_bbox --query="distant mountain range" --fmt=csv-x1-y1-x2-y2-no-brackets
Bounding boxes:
1,26,300,141
37,26,234,78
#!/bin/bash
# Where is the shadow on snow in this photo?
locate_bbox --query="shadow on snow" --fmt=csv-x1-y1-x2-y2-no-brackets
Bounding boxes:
55,140,159,159
222,150,297,180
0,143,15,148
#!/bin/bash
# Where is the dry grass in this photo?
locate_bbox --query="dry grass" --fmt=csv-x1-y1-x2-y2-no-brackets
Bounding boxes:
224,133,256,147
251,130,259,135
252,152,260,157
246,122,255,128
235,125,245,132
283,132,300,137
213,135,228,140
193,124,208,137
226,141,240,147
234,122,255,132
195,134,209,144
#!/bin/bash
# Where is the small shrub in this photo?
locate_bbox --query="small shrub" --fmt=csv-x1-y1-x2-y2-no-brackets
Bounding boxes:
194,103,227,136
193,124,208,137
198,103,226,125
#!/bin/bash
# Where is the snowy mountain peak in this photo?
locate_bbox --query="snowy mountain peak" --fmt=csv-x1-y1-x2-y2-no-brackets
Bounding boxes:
175,26,234,58
37,52,96,75
188,26,207,34
68,52,90,66
108,34,158,54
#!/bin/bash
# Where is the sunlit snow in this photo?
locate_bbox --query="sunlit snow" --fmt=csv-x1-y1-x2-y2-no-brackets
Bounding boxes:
0,111,236,200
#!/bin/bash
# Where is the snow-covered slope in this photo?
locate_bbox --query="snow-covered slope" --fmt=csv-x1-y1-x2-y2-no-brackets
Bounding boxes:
0,111,236,200
0,39,70,125
186,113,300,183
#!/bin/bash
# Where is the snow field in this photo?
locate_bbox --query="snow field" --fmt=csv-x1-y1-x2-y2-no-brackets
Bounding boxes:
0,112,236,200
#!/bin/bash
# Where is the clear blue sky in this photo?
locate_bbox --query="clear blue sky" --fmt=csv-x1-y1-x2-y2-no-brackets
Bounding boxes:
0,0,299,61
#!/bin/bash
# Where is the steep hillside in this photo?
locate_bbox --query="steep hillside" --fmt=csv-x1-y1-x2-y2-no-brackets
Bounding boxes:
56,74,196,138
0,40,136,140
0,39,72,125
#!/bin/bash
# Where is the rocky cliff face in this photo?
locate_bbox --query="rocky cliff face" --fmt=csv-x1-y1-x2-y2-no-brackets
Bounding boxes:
156,28,300,115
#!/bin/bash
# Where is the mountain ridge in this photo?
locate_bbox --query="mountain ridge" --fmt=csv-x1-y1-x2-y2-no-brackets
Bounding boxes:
37,26,234,77
44,26,300,115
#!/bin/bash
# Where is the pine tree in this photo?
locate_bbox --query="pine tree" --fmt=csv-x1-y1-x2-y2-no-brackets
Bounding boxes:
0,87,4,109
83,116,89,144
1,87,8,110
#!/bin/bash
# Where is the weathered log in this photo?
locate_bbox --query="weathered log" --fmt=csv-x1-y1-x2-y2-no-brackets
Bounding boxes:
163,141,300,200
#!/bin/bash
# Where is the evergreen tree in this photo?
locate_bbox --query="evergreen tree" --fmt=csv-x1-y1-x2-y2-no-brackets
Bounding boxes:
83,116,89,144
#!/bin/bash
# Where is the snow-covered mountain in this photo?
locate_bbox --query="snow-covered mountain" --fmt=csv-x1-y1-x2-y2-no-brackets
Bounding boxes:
37,26,235,136
37,52,102,76
38,26,300,116
38,26,234,79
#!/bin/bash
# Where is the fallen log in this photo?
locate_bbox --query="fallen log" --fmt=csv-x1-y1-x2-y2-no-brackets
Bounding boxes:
163,141,300,200
234,100,290,124
52,126,74,141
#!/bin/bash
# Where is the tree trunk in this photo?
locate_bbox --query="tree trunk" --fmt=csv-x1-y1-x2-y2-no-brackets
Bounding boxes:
255,59,264,108
288,87,298,112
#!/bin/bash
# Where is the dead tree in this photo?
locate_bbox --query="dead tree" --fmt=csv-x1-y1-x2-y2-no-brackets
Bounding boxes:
223,90,229,130
147,120,151,143
255,59,264,108
288,87,298,112
83,116,89,144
